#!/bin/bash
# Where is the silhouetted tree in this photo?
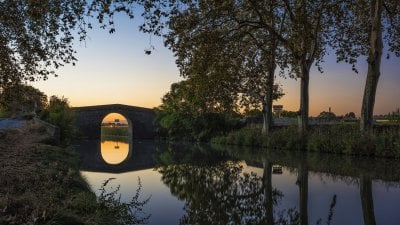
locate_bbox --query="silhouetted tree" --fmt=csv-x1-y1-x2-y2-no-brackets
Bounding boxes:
160,1,286,135
318,111,337,121
0,0,136,86
331,0,400,131
345,112,356,119
139,0,339,135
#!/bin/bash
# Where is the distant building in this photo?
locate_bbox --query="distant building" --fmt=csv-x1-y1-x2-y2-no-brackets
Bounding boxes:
273,105,283,118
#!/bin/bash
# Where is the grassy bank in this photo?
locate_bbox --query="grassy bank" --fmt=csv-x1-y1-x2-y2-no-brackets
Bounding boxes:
0,123,148,225
211,124,400,158
102,135,130,142
101,126,129,137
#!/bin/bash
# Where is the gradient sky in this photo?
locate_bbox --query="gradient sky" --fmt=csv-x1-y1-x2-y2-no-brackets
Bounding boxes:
31,14,400,117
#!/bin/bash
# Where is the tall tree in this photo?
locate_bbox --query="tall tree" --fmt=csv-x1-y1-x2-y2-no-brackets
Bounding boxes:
140,0,335,134
278,0,334,133
331,0,400,131
141,0,287,134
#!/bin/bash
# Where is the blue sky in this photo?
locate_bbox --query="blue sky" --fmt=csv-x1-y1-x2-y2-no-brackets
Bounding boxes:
31,13,400,116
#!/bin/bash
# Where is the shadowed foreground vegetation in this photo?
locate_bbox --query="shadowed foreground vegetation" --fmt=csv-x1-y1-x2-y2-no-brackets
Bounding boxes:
0,123,149,225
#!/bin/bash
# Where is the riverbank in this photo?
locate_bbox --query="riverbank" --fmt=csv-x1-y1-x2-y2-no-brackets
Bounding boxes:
211,124,400,158
0,122,147,224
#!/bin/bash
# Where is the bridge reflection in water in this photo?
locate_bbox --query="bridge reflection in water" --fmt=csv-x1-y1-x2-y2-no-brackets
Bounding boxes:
100,140,131,165
77,140,160,173
77,141,400,225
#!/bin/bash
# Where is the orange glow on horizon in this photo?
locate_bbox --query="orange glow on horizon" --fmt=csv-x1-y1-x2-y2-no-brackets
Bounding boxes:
102,113,128,124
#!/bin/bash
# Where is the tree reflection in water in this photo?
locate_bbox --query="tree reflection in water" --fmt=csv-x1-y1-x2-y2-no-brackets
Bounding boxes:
155,144,305,225
297,154,308,225
152,141,400,225
360,175,376,225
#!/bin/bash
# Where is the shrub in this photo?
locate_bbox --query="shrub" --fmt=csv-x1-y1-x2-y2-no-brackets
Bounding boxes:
212,124,400,158
41,96,76,145
0,84,47,117
155,110,243,142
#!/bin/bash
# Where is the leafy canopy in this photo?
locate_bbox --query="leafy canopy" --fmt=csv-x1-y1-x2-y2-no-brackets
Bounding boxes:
0,0,137,86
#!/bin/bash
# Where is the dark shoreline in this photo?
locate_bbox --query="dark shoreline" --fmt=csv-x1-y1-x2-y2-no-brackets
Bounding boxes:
0,123,145,225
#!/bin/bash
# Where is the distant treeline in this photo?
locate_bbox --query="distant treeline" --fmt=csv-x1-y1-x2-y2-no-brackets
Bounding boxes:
101,126,129,137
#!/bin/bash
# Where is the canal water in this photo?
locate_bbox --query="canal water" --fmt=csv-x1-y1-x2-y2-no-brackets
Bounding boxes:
76,140,400,225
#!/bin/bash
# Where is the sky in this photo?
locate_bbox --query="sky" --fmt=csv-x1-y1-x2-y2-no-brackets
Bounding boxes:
102,113,128,124
31,14,400,117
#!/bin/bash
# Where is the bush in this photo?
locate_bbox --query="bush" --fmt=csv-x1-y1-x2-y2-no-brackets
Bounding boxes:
0,84,47,117
307,125,358,154
155,110,243,142
212,124,400,158
41,96,76,145
267,126,304,151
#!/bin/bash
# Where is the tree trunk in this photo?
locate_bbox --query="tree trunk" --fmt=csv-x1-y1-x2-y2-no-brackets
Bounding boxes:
360,0,383,132
360,175,377,225
298,61,311,134
262,159,274,225
262,67,276,135
297,155,309,225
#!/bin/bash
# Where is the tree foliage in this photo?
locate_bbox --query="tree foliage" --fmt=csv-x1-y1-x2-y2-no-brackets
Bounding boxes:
0,83,47,117
344,112,356,119
331,0,400,131
150,1,289,134
331,0,400,71
0,0,137,86
280,110,300,118
155,80,243,141
41,96,76,144
139,0,338,134
318,111,337,121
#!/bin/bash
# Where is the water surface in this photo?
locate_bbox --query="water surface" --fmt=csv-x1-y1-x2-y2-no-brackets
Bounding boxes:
77,140,400,225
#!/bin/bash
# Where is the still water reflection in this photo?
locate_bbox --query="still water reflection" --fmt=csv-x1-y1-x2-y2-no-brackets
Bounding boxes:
77,140,400,225
100,140,130,165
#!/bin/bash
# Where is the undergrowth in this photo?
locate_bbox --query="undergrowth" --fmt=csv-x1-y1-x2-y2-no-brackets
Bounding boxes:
211,124,400,158
0,125,150,225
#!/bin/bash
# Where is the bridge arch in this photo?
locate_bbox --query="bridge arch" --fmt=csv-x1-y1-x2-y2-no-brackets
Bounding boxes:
73,104,156,140
101,112,133,138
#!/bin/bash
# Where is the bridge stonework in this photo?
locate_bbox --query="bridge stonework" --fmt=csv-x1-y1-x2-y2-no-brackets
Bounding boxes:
73,104,156,140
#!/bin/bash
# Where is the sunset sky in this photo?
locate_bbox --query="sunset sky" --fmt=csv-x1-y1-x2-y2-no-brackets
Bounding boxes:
31,14,400,117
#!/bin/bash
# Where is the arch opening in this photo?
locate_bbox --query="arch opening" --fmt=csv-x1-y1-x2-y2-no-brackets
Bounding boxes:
100,113,132,165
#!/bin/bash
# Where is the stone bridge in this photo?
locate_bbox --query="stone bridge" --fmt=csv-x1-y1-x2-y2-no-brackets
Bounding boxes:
73,104,156,140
